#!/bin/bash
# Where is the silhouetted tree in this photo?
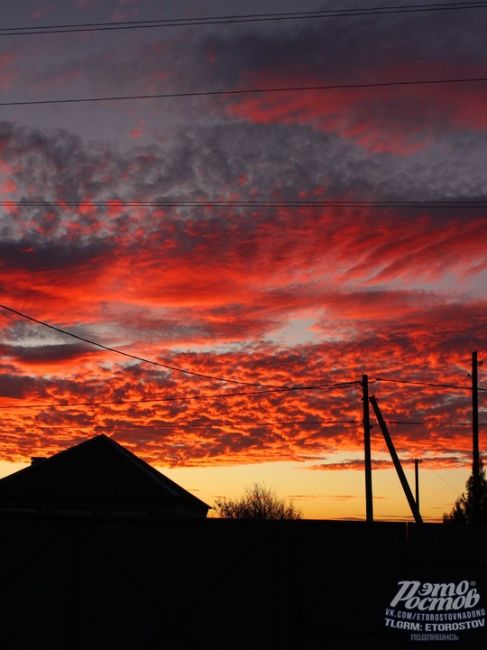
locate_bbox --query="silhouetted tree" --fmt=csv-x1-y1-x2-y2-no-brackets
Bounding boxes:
444,461,487,523
214,483,301,520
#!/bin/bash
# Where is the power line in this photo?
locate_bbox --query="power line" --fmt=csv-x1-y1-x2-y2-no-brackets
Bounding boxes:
0,303,285,388
0,305,357,394
0,418,359,431
388,420,430,425
393,421,487,426
3,199,487,209
0,417,481,428
375,376,487,392
1,2,487,36
355,414,486,427
0,303,358,392
1,76,487,108
0,381,358,410
389,420,487,427
430,468,463,495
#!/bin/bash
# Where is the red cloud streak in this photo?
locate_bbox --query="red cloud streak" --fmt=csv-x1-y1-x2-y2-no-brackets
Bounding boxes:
225,64,487,153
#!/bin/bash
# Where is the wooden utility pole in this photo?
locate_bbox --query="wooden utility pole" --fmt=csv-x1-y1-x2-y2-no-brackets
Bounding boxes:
472,351,480,523
362,374,373,523
370,396,423,524
413,458,422,515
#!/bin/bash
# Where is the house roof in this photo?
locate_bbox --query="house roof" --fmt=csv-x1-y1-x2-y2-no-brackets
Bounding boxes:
0,434,209,513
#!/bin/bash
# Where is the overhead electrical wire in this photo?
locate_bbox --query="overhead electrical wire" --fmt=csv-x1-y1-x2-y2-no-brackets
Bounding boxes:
430,468,463,494
388,420,487,427
0,306,360,394
0,419,358,431
0,302,294,388
0,418,481,428
388,420,432,425
375,376,487,392
0,3,482,472
1,2,487,36
1,306,483,407
3,199,487,209
1,76,487,108
0,381,358,410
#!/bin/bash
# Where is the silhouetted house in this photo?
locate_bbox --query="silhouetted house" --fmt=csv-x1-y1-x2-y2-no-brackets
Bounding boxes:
0,434,209,518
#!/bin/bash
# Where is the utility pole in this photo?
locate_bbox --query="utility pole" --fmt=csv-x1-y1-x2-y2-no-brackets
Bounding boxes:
370,396,423,524
362,374,373,523
413,458,422,515
472,351,480,523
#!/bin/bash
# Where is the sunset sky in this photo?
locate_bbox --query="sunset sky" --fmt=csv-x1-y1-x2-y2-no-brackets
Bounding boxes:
0,0,486,521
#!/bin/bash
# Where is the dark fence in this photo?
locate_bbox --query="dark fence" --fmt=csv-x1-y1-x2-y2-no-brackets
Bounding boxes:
0,515,485,649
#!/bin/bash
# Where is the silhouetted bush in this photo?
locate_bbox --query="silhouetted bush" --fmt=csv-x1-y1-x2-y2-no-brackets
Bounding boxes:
214,483,301,520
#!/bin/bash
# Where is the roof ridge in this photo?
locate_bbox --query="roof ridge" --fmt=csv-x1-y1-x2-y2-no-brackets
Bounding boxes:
0,434,209,511
98,435,203,502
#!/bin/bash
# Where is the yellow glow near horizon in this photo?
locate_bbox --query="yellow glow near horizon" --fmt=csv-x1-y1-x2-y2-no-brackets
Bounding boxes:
158,461,469,522
0,458,469,522
0,460,29,477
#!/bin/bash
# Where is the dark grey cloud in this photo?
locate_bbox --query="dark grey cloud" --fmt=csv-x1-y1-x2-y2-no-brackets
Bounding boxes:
196,8,487,83
2,0,485,148
0,342,93,363
2,112,487,247
0,238,111,271
17,2,487,94
0,373,38,398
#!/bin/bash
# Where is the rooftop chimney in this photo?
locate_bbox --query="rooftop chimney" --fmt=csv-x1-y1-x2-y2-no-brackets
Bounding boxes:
30,456,47,465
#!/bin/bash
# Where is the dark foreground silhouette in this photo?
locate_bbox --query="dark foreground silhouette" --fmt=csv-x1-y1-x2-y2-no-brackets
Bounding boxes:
0,437,485,649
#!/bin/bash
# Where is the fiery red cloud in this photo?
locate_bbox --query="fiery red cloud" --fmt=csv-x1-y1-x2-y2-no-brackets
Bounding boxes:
1,207,486,305
0,324,484,469
0,2,485,476
0,199,485,467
